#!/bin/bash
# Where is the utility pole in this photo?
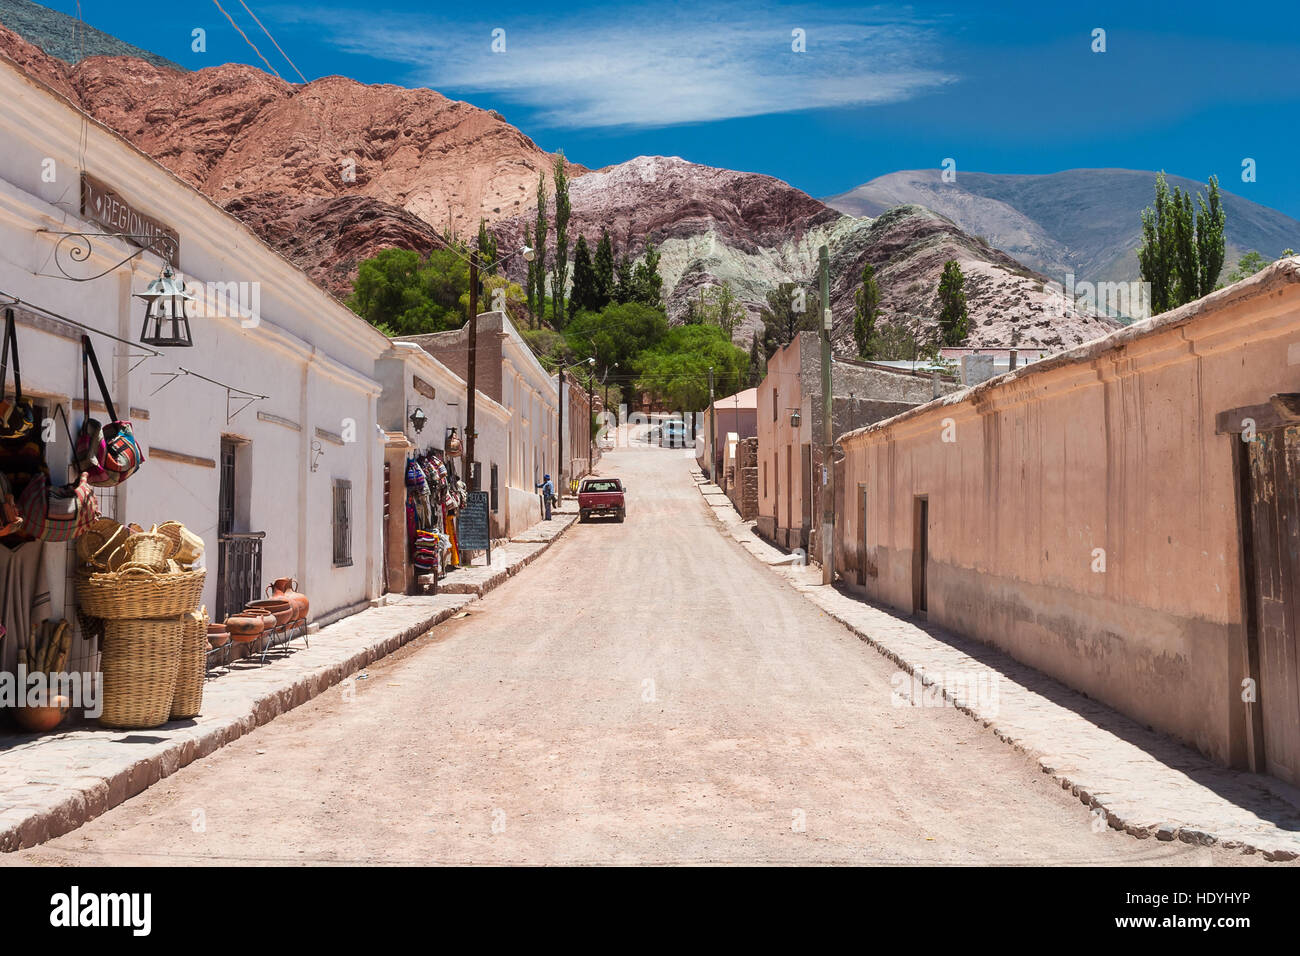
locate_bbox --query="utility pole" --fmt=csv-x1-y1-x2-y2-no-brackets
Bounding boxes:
708,366,716,479
819,244,833,586
557,366,565,505
586,371,594,475
465,252,479,491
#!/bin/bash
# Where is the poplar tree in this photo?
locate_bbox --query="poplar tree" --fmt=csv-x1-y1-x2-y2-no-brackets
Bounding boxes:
532,172,548,328
1196,176,1225,298
550,154,571,325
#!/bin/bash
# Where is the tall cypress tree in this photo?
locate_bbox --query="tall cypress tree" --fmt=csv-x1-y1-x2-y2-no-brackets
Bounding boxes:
550,154,571,326
532,172,549,328
937,259,969,346
614,255,634,304
594,229,615,308
853,262,880,359
1172,187,1198,305
570,235,598,314
476,218,498,275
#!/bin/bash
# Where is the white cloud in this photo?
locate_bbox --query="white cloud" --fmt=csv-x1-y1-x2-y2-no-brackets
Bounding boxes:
286,3,954,128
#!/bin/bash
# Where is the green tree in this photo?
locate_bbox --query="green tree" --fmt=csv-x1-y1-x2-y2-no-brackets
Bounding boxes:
347,247,471,336
566,301,669,407
635,324,749,411
614,255,634,304
937,260,969,346
630,242,664,307
594,229,615,308
853,262,880,359
475,219,498,276
760,282,816,356
1196,176,1225,298
1139,172,1226,312
747,331,766,386
550,155,572,325
531,172,549,328
570,235,599,314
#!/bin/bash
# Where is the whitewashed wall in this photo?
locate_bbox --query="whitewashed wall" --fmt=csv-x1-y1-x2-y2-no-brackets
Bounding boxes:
0,57,388,638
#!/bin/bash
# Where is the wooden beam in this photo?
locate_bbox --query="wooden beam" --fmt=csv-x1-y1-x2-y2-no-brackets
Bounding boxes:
148,446,215,468
1216,403,1284,435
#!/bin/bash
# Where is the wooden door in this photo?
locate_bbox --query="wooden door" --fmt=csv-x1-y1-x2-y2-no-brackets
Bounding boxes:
913,496,929,616
858,484,868,586
1245,426,1300,784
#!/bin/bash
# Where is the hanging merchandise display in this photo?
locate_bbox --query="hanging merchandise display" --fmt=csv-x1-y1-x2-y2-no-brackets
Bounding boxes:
405,449,457,580
16,405,99,542
75,335,144,487
0,472,23,536
0,308,34,440
445,427,463,458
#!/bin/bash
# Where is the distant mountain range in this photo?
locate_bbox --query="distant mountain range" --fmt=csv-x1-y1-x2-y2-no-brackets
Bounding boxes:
0,0,181,70
825,169,1300,288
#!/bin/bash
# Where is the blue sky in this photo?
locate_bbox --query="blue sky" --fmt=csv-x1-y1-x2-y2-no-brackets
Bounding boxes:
39,0,1300,216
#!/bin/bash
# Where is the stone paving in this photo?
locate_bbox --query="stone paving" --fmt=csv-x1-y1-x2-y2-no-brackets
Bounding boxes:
0,513,576,852
693,469,1300,861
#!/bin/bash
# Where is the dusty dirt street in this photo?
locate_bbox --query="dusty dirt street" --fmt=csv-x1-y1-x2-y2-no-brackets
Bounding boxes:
7,441,1265,865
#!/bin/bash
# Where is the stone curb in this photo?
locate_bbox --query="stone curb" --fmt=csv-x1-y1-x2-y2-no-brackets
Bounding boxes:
691,469,1300,862
0,515,577,852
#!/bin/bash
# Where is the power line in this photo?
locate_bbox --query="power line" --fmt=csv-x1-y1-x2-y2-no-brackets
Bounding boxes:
237,0,309,83
210,0,283,80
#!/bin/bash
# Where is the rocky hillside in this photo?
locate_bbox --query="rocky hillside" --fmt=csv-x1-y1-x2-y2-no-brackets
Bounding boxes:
827,169,1300,290
0,21,1112,351
0,0,181,70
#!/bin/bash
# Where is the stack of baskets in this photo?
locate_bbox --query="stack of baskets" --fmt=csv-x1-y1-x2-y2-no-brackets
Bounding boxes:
76,518,208,728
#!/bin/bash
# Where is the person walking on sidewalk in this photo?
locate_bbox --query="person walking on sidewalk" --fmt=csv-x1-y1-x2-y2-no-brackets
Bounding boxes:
535,474,555,521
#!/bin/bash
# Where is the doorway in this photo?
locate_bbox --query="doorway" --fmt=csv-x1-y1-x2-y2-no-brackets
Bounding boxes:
1240,425,1300,784
858,484,869,586
912,496,929,617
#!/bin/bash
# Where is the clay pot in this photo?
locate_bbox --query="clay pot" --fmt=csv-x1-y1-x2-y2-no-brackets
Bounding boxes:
244,610,277,633
246,599,294,628
268,577,309,623
207,624,230,648
224,615,264,642
14,695,71,733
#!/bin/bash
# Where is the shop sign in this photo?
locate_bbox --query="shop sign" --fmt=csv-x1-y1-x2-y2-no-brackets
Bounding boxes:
81,173,180,264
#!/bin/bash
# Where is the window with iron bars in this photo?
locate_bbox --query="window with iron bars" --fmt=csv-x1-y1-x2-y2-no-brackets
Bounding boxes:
332,478,353,567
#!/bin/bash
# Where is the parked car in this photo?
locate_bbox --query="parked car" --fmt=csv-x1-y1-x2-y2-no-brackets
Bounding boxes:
659,420,689,448
578,477,626,523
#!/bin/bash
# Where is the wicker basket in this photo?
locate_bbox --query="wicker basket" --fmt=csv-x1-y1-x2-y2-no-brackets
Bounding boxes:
75,518,130,571
108,532,174,572
156,521,204,565
77,567,206,620
99,617,185,728
169,608,208,719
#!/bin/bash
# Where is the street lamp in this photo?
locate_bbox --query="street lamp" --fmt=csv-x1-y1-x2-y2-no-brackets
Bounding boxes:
408,406,427,434
135,265,195,348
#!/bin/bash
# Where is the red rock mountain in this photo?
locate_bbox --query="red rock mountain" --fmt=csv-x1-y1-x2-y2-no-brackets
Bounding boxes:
0,23,1114,351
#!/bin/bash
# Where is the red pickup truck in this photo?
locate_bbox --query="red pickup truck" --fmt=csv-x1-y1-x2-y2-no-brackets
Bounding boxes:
578,477,626,523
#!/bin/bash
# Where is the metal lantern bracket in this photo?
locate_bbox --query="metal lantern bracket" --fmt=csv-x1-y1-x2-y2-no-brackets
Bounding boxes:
0,290,161,379
149,366,268,423
35,229,177,283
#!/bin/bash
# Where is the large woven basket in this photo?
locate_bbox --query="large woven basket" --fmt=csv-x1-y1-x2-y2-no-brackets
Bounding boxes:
169,608,208,720
99,617,184,728
77,567,205,620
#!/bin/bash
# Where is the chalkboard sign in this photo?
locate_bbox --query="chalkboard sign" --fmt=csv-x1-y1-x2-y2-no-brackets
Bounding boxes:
457,490,491,563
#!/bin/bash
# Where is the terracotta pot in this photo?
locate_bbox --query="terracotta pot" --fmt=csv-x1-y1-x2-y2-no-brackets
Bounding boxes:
14,695,70,733
268,577,309,623
245,610,277,633
246,599,293,628
224,615,264,642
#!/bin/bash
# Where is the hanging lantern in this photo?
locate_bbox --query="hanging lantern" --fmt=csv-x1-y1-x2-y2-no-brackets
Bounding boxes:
134,265,195,347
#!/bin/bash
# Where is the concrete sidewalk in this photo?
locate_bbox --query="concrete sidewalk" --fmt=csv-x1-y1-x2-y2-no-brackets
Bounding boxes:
0,513,576,852
693,469,1300,861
